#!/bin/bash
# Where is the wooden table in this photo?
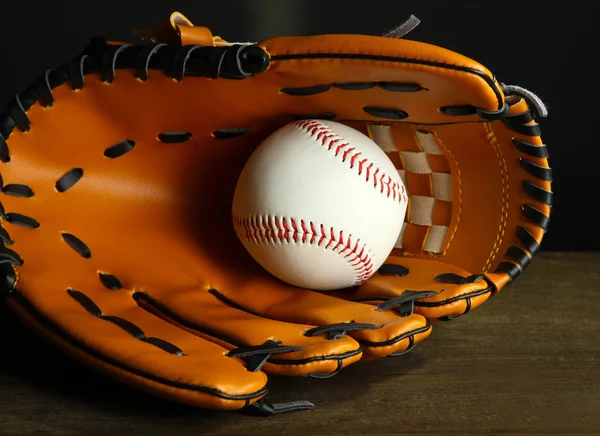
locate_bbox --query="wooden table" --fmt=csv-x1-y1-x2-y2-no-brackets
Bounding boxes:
0,252,598,435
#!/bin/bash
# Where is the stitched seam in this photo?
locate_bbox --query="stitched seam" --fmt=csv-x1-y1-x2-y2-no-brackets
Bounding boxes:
429,130,462,257
233,214,374,285
291,120,408,204
483,123,508,271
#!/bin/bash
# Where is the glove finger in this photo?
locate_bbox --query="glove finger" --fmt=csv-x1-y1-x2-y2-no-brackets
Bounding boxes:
5,275,269,411
214,276,432,359
332,256,493,321
135,286,364,377
0,149,430,364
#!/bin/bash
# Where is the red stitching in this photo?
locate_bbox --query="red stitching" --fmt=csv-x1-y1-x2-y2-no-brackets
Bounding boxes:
379,173,386,194
233,214,375,286
384,175,392,197
310,221,317,244
292,120,406,204
326,227,335,249
342,147,355,162
350,152,361,169
300,220,307,243
335,143,347,156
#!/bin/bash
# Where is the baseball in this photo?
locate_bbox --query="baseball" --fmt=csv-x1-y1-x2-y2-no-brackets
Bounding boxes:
232,120,408,291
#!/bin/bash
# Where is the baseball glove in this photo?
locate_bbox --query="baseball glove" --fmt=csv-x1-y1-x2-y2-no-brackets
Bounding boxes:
0,11,551,414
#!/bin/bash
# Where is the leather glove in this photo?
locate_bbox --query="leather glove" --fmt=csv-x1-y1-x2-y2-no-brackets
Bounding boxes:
0,11,551,414
0,12,439,415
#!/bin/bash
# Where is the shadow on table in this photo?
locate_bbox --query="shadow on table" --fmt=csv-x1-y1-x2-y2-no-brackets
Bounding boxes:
0,301,426,431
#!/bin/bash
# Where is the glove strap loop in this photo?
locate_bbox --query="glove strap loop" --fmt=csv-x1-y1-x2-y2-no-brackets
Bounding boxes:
501,83,548,119
384,14,421,39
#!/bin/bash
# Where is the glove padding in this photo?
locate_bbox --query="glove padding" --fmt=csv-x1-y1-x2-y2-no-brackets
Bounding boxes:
0,11,551,413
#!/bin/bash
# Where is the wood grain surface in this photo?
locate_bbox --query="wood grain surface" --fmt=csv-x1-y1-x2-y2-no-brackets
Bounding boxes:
0,252,598,435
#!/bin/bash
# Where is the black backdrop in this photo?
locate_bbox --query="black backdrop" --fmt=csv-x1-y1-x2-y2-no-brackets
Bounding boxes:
0,0,596,250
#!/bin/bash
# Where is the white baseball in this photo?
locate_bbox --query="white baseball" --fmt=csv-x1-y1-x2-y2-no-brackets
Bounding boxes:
232,120,408,291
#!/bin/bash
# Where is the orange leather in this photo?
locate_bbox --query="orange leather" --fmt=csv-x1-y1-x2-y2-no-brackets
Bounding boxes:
0,12,551,412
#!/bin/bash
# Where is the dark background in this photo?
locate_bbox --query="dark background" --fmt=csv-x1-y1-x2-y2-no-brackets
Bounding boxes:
0,0,596,250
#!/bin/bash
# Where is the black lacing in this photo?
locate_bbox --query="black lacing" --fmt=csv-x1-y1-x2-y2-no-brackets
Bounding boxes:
434,273,486,285
35,69,55,108
304,322,380,340
134,43,168,81
68,289,185,356
98,272,123,291
0,38,270,164
389,335,418,356
209,289,378,378
437,298,473,321
0,246,22,267
375,290,438,317
2,184,34,198
439,85,552,286
227,340,304,372
55,168,84,192
493,86,552,283
100,44,131,83
244,398,314,417
374,265,494,320
0,226,12,245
